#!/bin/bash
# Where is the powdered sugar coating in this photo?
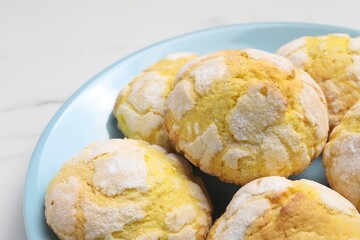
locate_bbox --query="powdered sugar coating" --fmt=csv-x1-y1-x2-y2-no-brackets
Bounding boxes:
226,82,286,142
299,70,329,143
168,225,196,240
188,181,211,212
45,139,212,239
208,177,360,239
222,149,250,170
116,104,163,138
277,34,360,129
165,205,197,231
166,52,198,60
350,37,360,52
209,177,291,239
83,200,145,239
349,55,360,80
175,52,226,83
179,124,222,170
91,141,148,196
244,48,294,73
323,101,360,211
299,179,357,215
165,49,328,185
276,37,308,68
276,37,307,56
212,199,271,239
45,176,81,236
128,72,168,113
192,57,229,94
166,80,195,120
114,53,198,150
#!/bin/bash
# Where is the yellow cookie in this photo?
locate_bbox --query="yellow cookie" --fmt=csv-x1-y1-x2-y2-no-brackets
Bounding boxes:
277,34,360,129
45,139,212,240
208,176,360,240
164,49,328,185
323,100,360,211
114,53,198,151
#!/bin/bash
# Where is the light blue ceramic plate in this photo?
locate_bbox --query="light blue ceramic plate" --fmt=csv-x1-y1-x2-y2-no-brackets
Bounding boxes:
24,22,360,239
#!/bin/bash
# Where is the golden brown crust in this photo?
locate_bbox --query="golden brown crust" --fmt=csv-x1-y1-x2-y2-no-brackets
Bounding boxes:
208,177,360,240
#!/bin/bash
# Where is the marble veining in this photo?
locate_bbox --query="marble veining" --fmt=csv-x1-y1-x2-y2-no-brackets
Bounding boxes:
0,100,64,112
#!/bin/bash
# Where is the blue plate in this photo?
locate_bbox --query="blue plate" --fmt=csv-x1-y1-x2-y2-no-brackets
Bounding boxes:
24,22,360,239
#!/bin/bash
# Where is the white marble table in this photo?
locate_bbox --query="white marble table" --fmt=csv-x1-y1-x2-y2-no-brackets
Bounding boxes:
1,0,360,239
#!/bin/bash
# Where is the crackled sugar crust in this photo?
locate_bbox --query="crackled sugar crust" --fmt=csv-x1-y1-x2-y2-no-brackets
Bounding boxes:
113,53,198,151
277,34,360,129
208,176,360,240
323,100,360,211
45,139,212,240
164,49,328,185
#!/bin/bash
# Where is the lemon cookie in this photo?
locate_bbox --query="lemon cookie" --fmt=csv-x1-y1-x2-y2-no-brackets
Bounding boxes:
113,53,198,151
277,34,360,129
45,139,212,240
164,49,328,185
323,100,360,211
208,176,360,240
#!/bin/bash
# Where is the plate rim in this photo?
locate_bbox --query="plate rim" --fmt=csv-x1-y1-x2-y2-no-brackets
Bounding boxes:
23,21,360,238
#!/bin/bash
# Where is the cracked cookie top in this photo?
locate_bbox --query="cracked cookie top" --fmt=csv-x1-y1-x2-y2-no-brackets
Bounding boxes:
164,49,328,185
323,100,360,211
277,34,360,130
113,53,198,151
208,176,360,240
45,139,212,240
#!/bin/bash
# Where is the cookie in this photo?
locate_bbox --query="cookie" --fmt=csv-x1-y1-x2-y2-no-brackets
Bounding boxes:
164,49,328,185
45,139,211,240
323,100,360,211
208,176,360,240
277,34,360,129
113,53,198,151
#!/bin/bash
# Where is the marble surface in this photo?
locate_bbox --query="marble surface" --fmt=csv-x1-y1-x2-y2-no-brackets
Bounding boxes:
2,0,360,239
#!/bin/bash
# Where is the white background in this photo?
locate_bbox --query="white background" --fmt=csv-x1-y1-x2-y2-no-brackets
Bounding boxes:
1,0,360,239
